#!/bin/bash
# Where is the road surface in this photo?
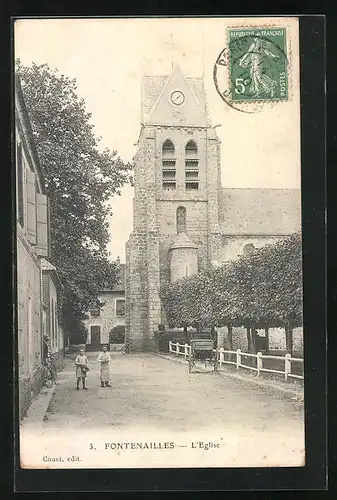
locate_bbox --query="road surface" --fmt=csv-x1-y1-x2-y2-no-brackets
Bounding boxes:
20,352,305,468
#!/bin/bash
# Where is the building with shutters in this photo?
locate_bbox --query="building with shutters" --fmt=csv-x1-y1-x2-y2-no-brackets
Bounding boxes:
15,78,63,420
41,258,65,361
83,259,126,350
125,66,301,352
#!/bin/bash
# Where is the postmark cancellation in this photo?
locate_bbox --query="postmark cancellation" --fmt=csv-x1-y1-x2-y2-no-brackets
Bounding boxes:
214,26,290,113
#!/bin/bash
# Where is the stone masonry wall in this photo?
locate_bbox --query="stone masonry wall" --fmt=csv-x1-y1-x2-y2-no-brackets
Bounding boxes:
217,326,303,353
206,132,222,265
125,128,152,351
218,235,283,264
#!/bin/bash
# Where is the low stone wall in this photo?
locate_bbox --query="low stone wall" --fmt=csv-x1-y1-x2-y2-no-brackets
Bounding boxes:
218,326,303,353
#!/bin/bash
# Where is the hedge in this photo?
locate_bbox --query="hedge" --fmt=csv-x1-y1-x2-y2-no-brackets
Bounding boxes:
109,325,125,344
160,233,303,330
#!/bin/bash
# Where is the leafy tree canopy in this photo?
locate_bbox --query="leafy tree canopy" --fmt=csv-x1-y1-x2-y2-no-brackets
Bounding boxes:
16,61,133,340
161,233,303,331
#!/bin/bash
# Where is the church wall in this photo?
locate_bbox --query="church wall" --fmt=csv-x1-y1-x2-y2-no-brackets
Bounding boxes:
125,127,162,351
218,235,283,263
158,235,208,286
156,198,209,302
170,247,198,282
125,240,131,341
125,231,150,351
223,326,303,353
156,199,208,236
205,135,222,265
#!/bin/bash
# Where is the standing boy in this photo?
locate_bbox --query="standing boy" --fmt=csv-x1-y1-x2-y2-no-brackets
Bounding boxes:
97,346,111,387
74,348,89,390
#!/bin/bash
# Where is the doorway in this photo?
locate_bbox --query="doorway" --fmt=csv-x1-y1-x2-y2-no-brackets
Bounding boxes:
90,325,101,349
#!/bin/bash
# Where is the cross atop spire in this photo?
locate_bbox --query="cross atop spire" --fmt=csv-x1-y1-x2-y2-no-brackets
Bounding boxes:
163,33,179,73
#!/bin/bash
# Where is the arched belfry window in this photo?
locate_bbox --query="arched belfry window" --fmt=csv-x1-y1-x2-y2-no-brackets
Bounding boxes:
185,140,197,157
185,141,199,191
177,206,187,234
162,140,175,157
162,140,176,190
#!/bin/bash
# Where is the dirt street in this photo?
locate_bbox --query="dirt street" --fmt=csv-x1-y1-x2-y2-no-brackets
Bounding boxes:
20,352,305,468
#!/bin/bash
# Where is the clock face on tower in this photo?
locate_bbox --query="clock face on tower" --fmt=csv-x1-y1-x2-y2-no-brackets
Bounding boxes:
171,90,185,105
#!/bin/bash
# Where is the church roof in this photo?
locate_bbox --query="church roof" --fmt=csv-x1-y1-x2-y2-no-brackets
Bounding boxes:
170,232,198,250
141,66,210,126
219,188,301,235
141,75,167,121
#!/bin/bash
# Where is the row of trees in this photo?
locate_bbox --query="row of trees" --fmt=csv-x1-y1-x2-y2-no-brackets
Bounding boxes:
160,233,303,353
16,61,133,342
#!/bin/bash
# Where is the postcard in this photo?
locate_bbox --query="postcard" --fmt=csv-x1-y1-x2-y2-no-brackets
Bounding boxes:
14,16,304,470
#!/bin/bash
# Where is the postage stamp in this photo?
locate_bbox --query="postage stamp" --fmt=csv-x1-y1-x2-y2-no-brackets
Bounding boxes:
214,26,289,113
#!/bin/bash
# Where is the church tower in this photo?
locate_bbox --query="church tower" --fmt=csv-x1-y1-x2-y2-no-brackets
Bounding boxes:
125,66,222,352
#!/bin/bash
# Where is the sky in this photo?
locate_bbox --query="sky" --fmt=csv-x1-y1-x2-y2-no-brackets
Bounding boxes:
15,17,301,262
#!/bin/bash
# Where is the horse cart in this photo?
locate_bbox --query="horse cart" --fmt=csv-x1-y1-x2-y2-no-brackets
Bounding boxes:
188,330,218,373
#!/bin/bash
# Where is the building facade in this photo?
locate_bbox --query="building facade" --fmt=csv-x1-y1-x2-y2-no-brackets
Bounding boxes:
84,262,126,349
125,66,301,352
41,258,64,361
15,78,63,419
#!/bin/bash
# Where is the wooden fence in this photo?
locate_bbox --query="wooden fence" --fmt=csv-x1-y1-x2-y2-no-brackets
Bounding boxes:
168,341,303,381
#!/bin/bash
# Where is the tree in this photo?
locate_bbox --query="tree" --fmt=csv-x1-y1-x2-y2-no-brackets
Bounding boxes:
16,61,133,341
160,233,303,351
109,325,126,344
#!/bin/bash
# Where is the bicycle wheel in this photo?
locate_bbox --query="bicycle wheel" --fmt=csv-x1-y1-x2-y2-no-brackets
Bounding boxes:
50,363,57,383
41,365,53,388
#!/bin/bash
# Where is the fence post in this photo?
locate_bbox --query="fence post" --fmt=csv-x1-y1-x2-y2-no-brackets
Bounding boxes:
169,341,172,354
257,351,262,376
285,353,291,381
236,349,241,370
184,343,188,360
176,343,179,355
220,347,225,367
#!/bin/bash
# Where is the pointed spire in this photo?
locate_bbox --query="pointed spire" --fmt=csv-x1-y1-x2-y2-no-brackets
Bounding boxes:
145,64,210,127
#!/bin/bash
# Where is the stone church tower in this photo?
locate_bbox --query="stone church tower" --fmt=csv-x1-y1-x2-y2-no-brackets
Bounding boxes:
125,66,223,351
125,65,301,352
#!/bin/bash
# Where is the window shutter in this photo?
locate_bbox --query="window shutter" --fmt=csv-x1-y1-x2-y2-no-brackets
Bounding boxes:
26,169,37,244
36,193,49,256
17,143,24,227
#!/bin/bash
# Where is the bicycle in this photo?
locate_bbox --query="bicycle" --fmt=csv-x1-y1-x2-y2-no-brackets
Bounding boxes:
41,358,57,387
120,340,130,355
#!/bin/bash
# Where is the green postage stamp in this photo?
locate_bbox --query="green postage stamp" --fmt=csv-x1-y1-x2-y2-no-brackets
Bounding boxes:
228,28,288,102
